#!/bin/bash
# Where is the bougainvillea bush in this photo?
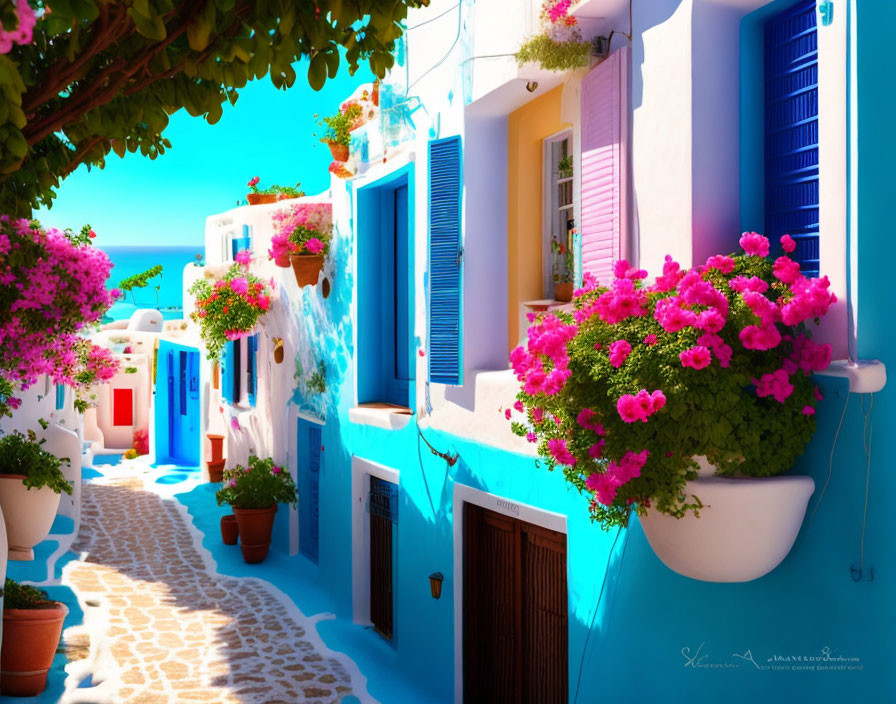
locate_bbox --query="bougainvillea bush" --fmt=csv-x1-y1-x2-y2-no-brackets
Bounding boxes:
510,233,836,529
0,217,119,415
189,254,273,361
268,202,333,261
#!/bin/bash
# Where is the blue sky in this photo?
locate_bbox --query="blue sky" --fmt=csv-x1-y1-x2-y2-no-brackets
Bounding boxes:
37,60,374,246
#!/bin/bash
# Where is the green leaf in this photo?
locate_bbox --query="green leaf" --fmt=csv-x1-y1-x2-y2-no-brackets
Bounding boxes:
127,9,167,40
307,53,327,91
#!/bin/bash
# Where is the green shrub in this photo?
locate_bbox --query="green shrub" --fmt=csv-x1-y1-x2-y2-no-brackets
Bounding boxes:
3,578,56,610
516,34,591,72
0,430,72,495
216,456,298,510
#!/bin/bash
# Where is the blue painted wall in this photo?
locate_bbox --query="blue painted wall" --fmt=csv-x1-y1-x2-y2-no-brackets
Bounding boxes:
155,340,201,466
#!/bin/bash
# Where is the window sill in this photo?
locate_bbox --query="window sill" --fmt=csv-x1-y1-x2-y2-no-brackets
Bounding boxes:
522,299,574,313
815,359,886,394
349,403,414,431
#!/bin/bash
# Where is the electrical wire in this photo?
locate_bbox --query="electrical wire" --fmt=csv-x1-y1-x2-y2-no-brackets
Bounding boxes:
806,390,851,527
407,1,463,92
572,523,630,704
406,3,460,31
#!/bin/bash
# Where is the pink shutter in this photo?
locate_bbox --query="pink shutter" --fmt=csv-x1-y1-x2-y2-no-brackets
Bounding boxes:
580,47,630,285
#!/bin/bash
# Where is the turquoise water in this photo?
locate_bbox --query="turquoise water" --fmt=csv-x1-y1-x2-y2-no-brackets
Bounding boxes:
100,245,204,321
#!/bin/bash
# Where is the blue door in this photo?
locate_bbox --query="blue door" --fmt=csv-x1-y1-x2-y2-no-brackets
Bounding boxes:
297,421,321,563
160,342,200,465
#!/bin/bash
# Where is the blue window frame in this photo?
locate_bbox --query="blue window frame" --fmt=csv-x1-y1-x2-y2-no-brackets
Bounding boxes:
764,0,819,275
55,383,65,411
357,165,415,409
428,136,463,385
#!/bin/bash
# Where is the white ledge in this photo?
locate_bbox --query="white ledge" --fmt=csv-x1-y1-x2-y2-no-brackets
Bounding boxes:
815,359,886,394
348,404,414,431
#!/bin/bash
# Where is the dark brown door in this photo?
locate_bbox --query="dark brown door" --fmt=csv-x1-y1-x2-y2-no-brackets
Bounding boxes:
369,476,396,639
463,503,568,704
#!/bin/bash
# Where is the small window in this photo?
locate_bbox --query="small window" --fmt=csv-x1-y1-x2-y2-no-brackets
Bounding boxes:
231,224,252,262
222,334,258,408
543,133,575,300
55,384,65,411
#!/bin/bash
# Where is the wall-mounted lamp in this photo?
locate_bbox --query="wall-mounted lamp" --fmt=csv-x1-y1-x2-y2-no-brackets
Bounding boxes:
525,81,538,93
429,572,444,600
592,35,611,59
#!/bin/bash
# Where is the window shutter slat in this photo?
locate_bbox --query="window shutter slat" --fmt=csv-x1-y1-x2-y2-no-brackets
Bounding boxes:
580,47,629,286
428,136,463,385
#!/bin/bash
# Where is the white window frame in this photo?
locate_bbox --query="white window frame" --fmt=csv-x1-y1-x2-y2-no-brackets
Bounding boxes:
541,129,575,300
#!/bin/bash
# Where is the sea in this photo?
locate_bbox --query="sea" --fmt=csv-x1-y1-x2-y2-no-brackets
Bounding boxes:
100,245,205,322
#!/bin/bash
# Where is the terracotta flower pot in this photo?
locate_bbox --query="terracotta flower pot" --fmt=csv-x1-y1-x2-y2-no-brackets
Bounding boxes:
221,515,239,545
232,505,278,564
372,81,380,107
327,141,350,162
289,253,324,287
247,193,278,205
0,476,62,561
1,603,66,696
273,253,291,268
207,434,225,463
555,282,574,302
207,459,226,483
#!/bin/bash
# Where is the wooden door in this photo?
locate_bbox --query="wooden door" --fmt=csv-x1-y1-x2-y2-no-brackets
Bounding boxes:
463,503,568,704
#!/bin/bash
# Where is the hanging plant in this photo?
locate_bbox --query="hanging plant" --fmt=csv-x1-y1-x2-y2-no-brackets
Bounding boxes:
516,1,591,72
509,233,836,530
189,255,274,361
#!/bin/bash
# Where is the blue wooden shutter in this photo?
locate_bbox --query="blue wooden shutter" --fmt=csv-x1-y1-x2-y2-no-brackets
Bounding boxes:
428,136,463,385
247,334,258,406
764,0,819,276
221,341,234,404
231,224,251,260
55,384,65,410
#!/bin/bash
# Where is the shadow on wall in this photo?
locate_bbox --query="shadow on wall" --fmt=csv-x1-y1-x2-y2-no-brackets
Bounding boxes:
630,0,685,111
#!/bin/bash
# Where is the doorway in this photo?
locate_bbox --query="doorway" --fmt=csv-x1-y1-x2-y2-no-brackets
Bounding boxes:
463,502,568,703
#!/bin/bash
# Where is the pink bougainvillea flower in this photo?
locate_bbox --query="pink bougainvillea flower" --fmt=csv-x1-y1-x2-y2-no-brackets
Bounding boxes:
613,259,648,281
504,408,512,420
779,275,837,326
754,369,794,403
649,255,685,293
526,432,537,443
608,339,632,368
780,234,796,253
739,231,770,257
729,275,769,294
739,323,782,351
588,441,605,459
643,333,657,346
305,238,324,254
680,345,712,370
742,291,781,326
272,465,283,474
654,297,696,333
705,254,736,274
814,387,824,401
548,438,576,466
772,256,802,284
235,249,252,266
230,277,249,295
617,390,665,423
586,471,619,506
802,406,815,415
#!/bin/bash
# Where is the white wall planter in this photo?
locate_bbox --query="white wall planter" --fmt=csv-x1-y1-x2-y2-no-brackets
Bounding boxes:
639,464,815,583
0,478,61,561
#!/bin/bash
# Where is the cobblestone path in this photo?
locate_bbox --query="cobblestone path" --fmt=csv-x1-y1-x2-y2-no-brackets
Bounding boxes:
65,475,357,703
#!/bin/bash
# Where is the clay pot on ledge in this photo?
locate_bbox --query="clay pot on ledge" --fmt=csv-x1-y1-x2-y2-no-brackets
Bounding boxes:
233,505,278,563
247,193,278,206
273,338,285,364
221,515,239,545
0,476,62,561
207,434,225,463
207,459,226,483
273,252,291,268
1,602,67,696
289,253,325,287
554,282,574,302
327,141,350,162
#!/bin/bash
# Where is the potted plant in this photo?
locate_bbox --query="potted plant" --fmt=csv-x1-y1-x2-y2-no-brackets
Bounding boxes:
270,202,333,286
516,1,592,73
551,234,575,302
215,456,298,563
1,579,67,696
510,233,836,582
246,177,305,205
0,430,72,561
318,103,363,162
557,155,573,179
189,259,274,361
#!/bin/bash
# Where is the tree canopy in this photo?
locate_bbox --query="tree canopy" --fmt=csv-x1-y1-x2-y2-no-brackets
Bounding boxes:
0,0,428,216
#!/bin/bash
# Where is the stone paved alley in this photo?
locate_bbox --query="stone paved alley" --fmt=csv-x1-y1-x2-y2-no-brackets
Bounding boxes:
61,473,358,703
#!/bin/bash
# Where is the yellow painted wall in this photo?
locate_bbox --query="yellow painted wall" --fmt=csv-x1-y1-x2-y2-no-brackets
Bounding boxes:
507,86,570,350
